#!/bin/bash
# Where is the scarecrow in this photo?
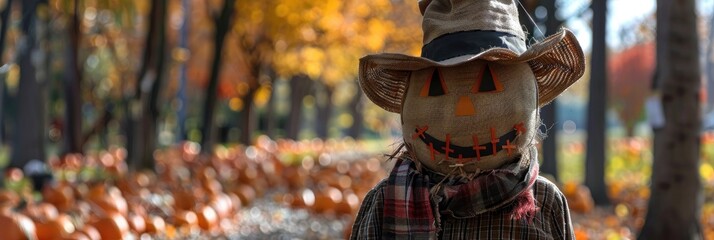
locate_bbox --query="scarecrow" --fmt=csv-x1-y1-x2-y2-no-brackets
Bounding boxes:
350,0,584,239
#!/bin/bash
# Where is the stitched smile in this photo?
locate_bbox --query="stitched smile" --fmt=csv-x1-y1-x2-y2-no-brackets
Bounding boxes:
413,126,520,160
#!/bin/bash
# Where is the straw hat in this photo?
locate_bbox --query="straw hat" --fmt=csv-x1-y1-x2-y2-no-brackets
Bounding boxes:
359,0,585,173
358,0,585,113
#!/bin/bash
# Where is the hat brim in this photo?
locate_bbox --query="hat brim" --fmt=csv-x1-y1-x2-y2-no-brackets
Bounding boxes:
358,29,585,113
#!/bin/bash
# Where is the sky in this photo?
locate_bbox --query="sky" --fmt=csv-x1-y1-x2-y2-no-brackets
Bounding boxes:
557,0,714,52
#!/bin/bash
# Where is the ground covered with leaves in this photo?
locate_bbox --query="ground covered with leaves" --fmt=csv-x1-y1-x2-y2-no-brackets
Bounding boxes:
0,134,713,239
562,132,714,240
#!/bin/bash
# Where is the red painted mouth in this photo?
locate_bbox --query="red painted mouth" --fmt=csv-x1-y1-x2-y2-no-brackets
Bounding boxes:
412,123,524,161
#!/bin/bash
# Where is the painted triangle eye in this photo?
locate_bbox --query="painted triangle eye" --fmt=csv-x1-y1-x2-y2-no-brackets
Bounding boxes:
420,68,448,97
472,64,504,93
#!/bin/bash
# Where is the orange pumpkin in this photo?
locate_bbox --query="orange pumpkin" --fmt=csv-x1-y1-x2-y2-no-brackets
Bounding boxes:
227,193,243,213
115,178,136,198
28,203,59,221
574,228,589,240
173,210,199,232
0,210,37,240
250,178,269,197
172,188,196,211
42,181,75,212
143,216,166,234
75,225,101,240
209,193,233,218
195,205,218,231
238,166,259,185
0,190,20,210
283,168,307,190
312,190,338,214
89,212,129,240
87,185,128,216
565,185,594,213
335,198,355,216
202,179,224,196
127,213,146,234
65,231,91,240
233,185,256,207
35,214,75,240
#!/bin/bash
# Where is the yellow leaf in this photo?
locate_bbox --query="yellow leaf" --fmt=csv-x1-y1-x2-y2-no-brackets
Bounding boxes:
615,204,629,218
229,97,244,112
251,9,264,24
5,64,19,91
253,85,272,108
701,163,714,182
275,3,290,18
301,47,325,78
337,113,353,128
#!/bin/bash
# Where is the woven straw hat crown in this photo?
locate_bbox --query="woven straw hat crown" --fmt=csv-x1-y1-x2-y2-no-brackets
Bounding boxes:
358,0,585,113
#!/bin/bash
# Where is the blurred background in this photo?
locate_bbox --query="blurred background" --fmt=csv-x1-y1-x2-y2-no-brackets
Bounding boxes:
0,0,712,239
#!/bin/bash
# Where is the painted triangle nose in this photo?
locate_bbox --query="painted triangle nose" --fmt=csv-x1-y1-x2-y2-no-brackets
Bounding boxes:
455,95,475,116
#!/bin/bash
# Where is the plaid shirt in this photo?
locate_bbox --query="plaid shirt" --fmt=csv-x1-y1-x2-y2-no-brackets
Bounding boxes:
350,156,573,239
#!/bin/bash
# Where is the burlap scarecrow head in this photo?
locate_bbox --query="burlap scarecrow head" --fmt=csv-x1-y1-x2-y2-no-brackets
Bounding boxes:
358,0,584,175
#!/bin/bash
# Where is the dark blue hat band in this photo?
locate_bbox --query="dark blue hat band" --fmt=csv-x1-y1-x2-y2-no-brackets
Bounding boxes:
421,30,527,62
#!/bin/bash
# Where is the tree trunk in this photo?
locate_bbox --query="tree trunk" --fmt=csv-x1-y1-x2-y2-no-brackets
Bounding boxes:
539,0,562,181
0,1,8,185
286,76,301,140
63,0,82,154
81,106,113,148
347,84,364,139
140,0,168,170
540,104,558,179
264,68,277,138
11,0,47,168
0,0,11,145
176,0,190,142
314,82,333,139
584,0,610,206
287,75,311,140
639,0,703,238
200,0,235,153
125,0,155,169
128,0,168,171
239,89,257,144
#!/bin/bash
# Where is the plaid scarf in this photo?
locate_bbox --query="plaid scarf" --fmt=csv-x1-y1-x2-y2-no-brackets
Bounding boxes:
382,148,539,239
